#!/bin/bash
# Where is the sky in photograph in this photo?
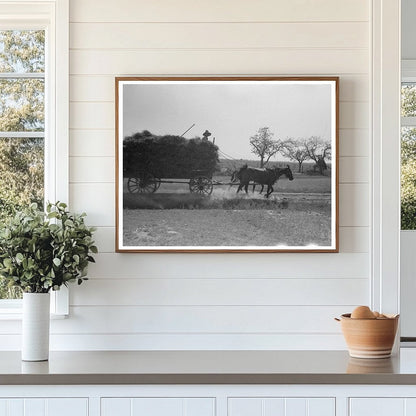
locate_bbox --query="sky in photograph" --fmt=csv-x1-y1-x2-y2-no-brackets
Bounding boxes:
122,81,333,161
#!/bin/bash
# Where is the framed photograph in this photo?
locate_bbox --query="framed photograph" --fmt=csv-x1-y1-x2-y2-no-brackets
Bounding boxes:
115,77,339,253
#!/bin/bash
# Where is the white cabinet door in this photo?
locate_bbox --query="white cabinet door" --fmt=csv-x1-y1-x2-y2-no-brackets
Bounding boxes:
101,398,215,416
0,398,88,416
350,398,416,416
228,397,335,416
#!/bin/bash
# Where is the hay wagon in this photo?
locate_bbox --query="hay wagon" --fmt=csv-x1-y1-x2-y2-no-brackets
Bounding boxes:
123,133,219,196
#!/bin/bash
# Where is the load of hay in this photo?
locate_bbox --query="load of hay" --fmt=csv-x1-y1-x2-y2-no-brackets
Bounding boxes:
123,130,219,179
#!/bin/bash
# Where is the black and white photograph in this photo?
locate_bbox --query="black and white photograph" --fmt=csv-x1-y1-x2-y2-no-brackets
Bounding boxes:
116,77,338,252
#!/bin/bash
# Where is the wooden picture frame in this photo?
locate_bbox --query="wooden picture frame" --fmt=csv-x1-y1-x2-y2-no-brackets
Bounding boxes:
115,76,339,253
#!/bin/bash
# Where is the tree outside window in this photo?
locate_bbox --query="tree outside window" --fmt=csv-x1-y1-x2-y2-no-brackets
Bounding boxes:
0,30,45,299
401,84,416,230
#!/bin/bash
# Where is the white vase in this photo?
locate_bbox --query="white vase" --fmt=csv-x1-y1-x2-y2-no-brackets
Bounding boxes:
22,292,50,361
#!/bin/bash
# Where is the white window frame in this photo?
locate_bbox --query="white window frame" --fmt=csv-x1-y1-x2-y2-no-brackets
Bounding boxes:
401,60,416,110
399,60,416,340
371,0,401,322
0,0,69,317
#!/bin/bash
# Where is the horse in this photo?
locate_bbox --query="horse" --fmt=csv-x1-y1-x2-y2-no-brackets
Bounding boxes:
236,165,294,198
231,165,271,194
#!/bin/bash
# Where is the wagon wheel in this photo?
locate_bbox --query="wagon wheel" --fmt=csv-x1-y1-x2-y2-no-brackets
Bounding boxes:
127,173,158,193
189,176,213,196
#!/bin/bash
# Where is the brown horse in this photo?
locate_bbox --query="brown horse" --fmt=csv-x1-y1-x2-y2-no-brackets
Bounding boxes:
236,165,294,198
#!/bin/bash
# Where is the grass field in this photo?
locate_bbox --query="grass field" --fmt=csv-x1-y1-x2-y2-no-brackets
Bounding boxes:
123,207,331,247
122,173,332,247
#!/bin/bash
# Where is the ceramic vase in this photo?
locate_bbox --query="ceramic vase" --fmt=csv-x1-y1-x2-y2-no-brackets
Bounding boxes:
22,292,50,361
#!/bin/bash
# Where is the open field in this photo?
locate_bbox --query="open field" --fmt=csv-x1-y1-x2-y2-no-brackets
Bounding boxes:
121,173,332,247
123,207,331,247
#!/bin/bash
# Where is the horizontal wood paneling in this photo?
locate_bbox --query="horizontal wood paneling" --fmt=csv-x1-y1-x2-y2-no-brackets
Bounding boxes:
69,74,369,103
339,184,369,227
70,277,368,306
339,102,369,129
69,157,114,183
70,49,368,75
57,305,352,334
339,227,369,253
0,306,354,335
339,157,369,183
0,333,347,350
70,76,115,102
70,22,368,50
70,103,113,129
60,0,372,351
69,129,114,157
69,0,369,23
69,183,114,226
86,253,369,279
91,226,369,254
91,227,115,253
339,129,369,157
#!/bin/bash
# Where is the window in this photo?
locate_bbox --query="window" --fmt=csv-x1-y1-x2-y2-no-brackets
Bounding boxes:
401,80,416,229
0,29,45,300
0,0,69,314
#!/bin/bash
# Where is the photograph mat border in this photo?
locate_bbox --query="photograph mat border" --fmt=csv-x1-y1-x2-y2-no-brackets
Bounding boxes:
115,76,339,253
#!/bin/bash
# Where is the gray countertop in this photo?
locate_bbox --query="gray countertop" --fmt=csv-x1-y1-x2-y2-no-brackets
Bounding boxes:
2,349,416,385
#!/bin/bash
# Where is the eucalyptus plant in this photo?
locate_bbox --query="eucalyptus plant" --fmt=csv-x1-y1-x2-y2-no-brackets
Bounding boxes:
0,202,97,293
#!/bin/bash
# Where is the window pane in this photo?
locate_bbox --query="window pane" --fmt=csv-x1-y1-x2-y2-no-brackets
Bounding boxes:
0,78,44,131
0,138,44,300
0,30,45,73
401,126,416,230
0,137,44,213
402,83,416,117
0,29,45,301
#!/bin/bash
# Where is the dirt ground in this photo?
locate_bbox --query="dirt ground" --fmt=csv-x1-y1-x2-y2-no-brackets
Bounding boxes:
123,207,331,247
121,173,333,247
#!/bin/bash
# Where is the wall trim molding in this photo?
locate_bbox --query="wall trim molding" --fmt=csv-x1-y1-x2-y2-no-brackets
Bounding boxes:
371,0,401,315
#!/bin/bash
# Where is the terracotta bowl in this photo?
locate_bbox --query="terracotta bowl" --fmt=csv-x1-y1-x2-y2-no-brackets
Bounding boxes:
337,313,399,359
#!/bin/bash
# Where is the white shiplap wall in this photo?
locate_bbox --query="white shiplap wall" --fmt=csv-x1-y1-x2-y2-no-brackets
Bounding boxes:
55,0,371,350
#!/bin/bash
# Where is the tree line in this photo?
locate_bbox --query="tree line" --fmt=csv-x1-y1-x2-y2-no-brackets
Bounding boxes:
249,126,331,174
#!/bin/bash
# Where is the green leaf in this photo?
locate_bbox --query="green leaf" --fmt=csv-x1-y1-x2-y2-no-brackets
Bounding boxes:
53,258,61,267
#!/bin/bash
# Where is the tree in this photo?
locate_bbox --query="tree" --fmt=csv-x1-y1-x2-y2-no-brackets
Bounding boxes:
0,30,45,299
249,127,283,168
401,158,416,229
401,127,416,164
0,138,44,218
401,84,416,117
304,136,331,175
400,85,416,230
281,138,309,173
0,30,44,221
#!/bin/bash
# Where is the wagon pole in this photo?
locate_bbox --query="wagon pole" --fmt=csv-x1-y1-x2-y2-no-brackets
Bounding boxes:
180,123,195,137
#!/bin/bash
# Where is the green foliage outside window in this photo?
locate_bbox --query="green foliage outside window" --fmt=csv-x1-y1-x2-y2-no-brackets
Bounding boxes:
401,84,416,229
0,30,45,299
